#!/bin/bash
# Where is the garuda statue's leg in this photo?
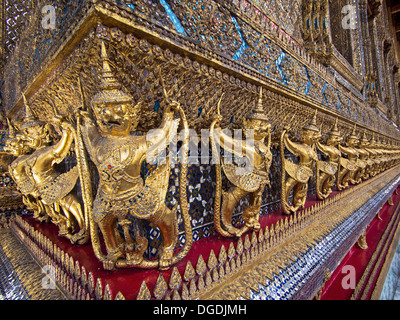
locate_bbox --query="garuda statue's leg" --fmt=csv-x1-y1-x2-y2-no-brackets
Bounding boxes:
292,182,308,212
150,204,178,270
337,168,349,190
242,189,263,232
318,172,334,199
98,213,125,262
283,176,299,214
220,186,249,236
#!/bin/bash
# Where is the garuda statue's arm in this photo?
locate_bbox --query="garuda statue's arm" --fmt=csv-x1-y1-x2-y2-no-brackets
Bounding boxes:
51,124,74,165
146,103,180,163
212,127,255,159
338,144,348,155
282,131,302,157
33,123,74,172
210,117,256,171
78,111,100,160
316,141,328,155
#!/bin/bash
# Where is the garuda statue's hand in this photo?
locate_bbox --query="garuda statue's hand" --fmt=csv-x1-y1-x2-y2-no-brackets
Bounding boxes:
52,114,66,126
74,109,92,121
212,114,223,123
168,100,181,112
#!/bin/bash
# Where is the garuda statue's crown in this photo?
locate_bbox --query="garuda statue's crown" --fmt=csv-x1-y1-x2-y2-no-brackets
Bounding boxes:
360,129,369,143
21,93,46,129
328,118,341,137
302,109,320,132
91,41,133,105
348,124,359,140
246,87,270,122
370,132,376,144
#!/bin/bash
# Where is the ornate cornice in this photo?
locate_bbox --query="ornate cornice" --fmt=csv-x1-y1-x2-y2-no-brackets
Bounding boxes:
3,1,399,142
331,47,365,93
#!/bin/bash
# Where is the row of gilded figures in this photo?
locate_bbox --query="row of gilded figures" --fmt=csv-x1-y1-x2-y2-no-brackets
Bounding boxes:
280,113,400,215
4,41,400,270
4,99,88,245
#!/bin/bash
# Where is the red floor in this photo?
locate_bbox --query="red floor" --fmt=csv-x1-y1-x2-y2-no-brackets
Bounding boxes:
320,186,400,300
19,185,399,300
21,196,321,300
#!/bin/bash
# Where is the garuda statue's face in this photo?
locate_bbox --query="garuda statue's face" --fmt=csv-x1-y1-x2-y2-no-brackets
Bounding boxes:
23,125,51,149
4,136,32,156
359,140,369,148
347,137,359,148
244,118,271,140
302,128,321,145
327,134,342,146
93,102,136,136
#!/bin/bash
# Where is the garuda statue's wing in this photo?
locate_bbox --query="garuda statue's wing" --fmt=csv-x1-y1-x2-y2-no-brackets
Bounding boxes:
222,161,264,192
317,160,338,175
340,157,357,171
284,159,313,184
128,162,170,218
39,166,79,204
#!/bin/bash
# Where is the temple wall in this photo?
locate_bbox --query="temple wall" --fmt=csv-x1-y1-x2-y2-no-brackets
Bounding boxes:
1,0,400,300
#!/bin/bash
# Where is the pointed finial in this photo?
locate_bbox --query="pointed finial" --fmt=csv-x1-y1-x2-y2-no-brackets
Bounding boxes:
169,267,183,291
361,129,368,142
159,69,171,104
154,274,168,300
99,40,119,90
303,109,319,132
256,86,263,112
312,109,317,124
6,118,16,138
91,40,133,105
333,117,338,131
137,281,151,300
348,123,358,140
101,40,111,72
21,92,45,129
328,117,340,136
22,93,35,122
217,92,225,116
246,87,269,122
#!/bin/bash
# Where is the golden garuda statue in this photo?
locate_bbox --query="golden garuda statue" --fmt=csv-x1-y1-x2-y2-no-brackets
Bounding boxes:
5,97,88,244
315,118,342,200
337,125,359,190
4,118,44,220
374,139,385,173
75,41,191,270
355,130,370,182
280,111,321,215
211,88,272,237
364,133,378,178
